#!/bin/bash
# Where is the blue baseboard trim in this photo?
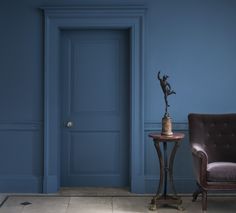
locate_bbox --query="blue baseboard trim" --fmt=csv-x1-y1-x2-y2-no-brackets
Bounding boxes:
131,175,145,193
43,175,59,193
0,175,42,193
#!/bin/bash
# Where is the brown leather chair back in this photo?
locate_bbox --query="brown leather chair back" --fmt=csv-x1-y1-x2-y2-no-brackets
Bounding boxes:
188,113,236,163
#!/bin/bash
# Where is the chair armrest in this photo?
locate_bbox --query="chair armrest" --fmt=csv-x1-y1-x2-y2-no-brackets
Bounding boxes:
191,144,208,163
191,144,208,186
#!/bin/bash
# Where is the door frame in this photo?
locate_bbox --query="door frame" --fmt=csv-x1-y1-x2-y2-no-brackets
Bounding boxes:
42,5,146,193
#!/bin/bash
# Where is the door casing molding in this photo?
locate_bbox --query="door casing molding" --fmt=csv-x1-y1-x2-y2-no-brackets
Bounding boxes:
42,5,146,193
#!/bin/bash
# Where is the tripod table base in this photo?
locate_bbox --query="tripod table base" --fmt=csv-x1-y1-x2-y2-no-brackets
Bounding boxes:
149,195,184,211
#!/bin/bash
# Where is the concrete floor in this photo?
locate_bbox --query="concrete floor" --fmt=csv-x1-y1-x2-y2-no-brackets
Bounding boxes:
0,188,236,213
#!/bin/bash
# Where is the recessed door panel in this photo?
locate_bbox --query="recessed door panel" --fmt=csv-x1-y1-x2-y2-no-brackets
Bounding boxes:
68,132,120,174
60,29,130,187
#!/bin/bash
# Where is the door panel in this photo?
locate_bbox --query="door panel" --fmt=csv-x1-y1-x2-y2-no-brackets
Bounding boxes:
60,29,130,187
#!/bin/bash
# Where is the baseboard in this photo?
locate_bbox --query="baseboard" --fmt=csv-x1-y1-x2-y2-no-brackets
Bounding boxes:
43,175,59,193
0,175,42,193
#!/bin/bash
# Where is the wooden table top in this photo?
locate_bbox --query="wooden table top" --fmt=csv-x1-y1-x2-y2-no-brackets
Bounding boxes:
148,132,185,142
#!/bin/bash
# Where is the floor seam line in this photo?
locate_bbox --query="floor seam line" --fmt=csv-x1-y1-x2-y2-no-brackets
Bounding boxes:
0,195,9,208
112,197,114,213
65,196,71,213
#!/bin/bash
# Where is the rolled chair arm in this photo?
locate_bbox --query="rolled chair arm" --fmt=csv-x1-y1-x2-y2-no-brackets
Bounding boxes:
191,144,208,162
191,144,208,186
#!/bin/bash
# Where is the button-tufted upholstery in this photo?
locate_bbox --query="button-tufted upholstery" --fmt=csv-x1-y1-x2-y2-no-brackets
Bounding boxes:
188,113,236,212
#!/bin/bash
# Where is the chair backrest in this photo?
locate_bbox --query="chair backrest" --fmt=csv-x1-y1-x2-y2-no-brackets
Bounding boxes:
188,113,236,163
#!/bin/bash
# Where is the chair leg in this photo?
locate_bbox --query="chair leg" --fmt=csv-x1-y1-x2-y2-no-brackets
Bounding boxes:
192,182,203,202
202,190,207,212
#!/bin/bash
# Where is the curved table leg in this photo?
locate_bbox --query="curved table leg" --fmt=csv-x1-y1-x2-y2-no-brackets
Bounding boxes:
168,141,181,196
163,142,168,197
154,141,164,196
168,141,183,210
149,141,164,211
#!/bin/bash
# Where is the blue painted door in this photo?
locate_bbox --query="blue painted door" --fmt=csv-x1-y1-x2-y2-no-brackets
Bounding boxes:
60,30,130,187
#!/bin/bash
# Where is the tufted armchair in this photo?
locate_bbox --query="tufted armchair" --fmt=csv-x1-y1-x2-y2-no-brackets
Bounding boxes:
188,113,236,212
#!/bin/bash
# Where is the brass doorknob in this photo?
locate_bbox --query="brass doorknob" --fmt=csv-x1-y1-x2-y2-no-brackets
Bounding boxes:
66,121,73,128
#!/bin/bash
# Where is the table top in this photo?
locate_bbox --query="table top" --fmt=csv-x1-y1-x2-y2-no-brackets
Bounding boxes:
148,132,185,141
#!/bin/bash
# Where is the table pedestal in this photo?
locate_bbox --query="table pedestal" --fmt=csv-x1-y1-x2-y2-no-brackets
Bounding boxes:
148,133,184,211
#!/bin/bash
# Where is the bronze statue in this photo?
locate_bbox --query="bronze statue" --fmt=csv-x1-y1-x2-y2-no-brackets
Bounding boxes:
157,71,176,117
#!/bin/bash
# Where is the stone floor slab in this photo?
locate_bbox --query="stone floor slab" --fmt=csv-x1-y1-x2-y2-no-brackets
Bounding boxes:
67,197,112,213
0,196,69,213
113,197,152,213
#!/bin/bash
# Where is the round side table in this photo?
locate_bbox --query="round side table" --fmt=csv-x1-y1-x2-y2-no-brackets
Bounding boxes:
148,132,185,211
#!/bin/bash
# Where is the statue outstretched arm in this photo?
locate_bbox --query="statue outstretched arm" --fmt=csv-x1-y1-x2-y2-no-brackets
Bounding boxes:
157,71,161,80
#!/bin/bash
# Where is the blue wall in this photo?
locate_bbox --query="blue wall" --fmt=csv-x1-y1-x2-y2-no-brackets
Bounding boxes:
0,0,236,193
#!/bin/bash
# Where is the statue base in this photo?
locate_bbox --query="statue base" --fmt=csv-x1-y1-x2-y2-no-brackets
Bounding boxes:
161,115,173,136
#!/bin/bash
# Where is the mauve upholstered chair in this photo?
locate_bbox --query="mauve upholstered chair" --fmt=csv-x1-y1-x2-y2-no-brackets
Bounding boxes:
188,113,236,212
